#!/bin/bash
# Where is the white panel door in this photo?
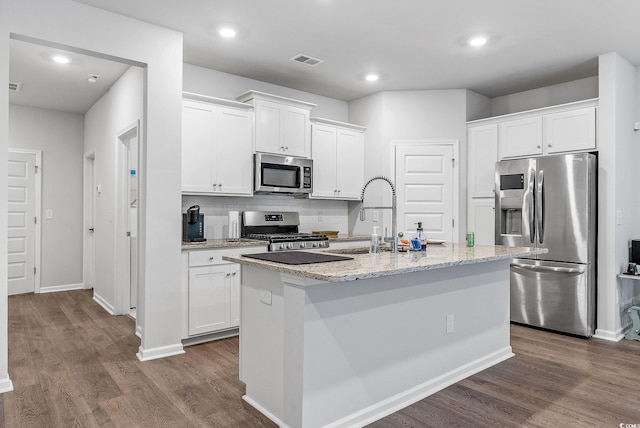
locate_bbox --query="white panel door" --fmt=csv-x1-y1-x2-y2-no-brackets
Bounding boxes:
7,151,37,295
188,265,230,335
499,116,543,159
310,124,337,198
216,108,253,195
396,144,454,242
335,129,364,199
182,100,216,193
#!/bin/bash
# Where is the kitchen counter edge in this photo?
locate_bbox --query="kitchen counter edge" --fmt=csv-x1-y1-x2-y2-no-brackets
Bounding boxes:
223,244,546,283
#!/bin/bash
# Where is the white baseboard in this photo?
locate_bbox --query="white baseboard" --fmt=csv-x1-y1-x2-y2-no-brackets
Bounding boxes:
244,346,514,428
92,293,116,315
594,328,624,342
136,343,184,361
0,374,14,394
39,283,84,294
135,324,142,339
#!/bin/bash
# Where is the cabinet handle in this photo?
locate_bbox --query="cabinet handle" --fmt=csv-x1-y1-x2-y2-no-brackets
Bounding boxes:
548,144,552,147
209,256,215,261
232,272,237,276
536,145,541,149
226,273,231,277
212,184,217,188
218,183,222,188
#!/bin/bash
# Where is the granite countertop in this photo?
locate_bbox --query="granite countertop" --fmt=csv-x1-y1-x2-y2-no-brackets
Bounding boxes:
222,243,547,282
181,238,268,250
181,234,369,250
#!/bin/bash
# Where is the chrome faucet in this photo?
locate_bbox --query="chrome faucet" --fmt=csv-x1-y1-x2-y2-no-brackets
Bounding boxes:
359,175,398,253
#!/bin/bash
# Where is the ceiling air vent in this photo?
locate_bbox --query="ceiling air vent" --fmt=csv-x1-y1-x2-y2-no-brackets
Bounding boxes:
290,54,324,67
9,82,22,92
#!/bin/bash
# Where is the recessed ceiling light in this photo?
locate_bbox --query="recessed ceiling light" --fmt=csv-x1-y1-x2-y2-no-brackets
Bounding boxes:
52,55,70,64
365,73,380,82
218,27,237,38
468,36,488,47
87,74,101,83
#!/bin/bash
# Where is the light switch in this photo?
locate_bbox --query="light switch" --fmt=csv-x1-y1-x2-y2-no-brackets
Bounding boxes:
45,209,54,220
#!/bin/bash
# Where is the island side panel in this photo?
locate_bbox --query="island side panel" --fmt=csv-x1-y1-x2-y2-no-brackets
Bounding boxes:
290,259,513,427
240,266,286,422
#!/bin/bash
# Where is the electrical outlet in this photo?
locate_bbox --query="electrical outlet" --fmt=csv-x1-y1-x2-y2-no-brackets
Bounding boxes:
259,289,272,306
446,314,454,334
373,211,379,222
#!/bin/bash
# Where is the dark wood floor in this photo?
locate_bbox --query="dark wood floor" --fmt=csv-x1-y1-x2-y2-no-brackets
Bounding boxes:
2,290,640,427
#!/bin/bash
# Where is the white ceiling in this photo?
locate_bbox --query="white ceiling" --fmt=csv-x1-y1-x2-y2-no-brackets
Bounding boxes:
9,38,130,114
9,0,640,112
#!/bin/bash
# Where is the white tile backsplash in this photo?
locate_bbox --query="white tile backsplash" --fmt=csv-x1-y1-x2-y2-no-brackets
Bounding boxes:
182,195,350,239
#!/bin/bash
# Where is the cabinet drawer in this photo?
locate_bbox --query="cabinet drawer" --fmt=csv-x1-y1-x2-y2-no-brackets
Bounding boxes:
189,250,228,267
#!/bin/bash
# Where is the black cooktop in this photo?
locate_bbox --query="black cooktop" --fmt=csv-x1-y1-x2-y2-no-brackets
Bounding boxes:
242,251,353,265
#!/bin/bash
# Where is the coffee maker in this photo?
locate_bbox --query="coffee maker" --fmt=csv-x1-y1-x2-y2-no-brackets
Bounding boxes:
182,205,205,242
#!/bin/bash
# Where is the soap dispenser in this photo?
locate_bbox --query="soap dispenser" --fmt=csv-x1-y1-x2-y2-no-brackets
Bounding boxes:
369,226,380,254
416,221,427,251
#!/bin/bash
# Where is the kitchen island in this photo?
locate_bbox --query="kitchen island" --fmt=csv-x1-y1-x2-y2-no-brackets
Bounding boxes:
223,243,544,428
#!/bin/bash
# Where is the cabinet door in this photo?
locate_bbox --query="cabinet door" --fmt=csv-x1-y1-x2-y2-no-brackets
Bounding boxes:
254,99,284,154
335,129,364,200
468,198,495,245
282,105,311,158
499,116,543,159
188,265,230,335
310,124,338,198
468,124,498,198
182,100,216,193
544,107,596,154
216,108,253,195
229,265,240,328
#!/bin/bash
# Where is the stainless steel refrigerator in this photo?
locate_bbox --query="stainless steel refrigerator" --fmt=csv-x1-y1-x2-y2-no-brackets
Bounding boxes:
495,153,596,337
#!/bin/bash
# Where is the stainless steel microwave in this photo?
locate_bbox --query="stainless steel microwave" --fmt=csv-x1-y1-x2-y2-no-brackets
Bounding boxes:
254,153,312,195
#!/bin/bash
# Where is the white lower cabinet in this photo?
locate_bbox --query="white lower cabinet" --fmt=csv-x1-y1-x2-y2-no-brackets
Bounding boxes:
183,246,267,339
188,263,239,336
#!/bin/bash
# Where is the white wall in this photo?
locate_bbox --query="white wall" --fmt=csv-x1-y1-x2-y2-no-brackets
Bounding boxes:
596,52,637,340
348,90,469,241
4,0,184,368
0,0,11,393
184,64,349,121
84,66,143,312
490,76,598,116
9,105,84,289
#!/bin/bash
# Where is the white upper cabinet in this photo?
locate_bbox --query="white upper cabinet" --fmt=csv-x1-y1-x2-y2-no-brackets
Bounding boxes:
468,123,499,198
310,118,365,200
181,94,253,196
494,99,597,159
237,90,316,158
543,107,596,154
499,116,543,158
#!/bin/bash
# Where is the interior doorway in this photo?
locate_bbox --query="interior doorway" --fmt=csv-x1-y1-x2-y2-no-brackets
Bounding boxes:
83,153,96,289
394,141,459,242
7,149,41,295
115,121,140,315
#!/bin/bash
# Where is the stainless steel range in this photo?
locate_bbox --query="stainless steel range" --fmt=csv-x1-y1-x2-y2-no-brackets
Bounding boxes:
242,211,329,252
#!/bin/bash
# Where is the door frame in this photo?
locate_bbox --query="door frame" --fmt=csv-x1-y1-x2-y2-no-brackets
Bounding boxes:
114,120,140,315
8,148,42,294
391,140,460,243
83,152,96,290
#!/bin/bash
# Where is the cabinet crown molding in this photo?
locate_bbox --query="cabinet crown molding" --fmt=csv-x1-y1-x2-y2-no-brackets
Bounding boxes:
310,117,366,132
236,90,317,110
183,92,254,110
467,98,598,126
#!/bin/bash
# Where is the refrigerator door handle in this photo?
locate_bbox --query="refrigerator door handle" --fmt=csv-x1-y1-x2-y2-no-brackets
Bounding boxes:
537,169,545,244
511,262,586,274
527,168,536,244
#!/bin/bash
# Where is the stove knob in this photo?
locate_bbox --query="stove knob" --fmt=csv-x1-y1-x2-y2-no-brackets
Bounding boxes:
287,243,294,249
299,242,306,248
279,244,286,250
312,242,319,248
